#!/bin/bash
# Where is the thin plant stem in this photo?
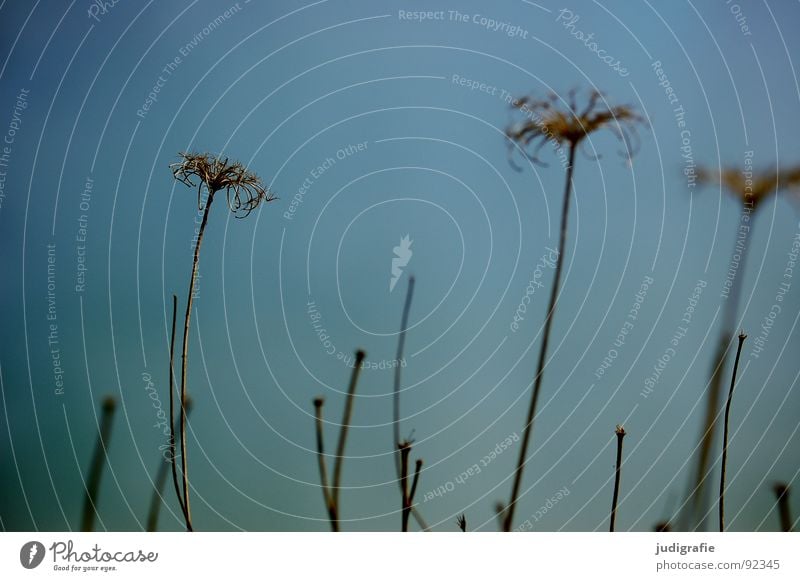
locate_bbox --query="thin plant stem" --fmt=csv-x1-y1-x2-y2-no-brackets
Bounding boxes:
147,457,170,532
313,397,337,531
390,276,429,531
773,483,793,532
403,458,422,532
692,219,754,528
330,350,365,530
313,350,365,532
81,396,116,532
178,193,215,532
148,397,191,532
504,143,576,532
610,425,627,532
399,445,410,530
393,276,414,475
167,294,187,525
719,332,746,532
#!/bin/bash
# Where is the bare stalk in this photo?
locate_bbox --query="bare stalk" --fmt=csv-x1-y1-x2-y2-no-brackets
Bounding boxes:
610,425,627,532
689,164,800,528
167,294,188,525
504,144,576,531
773,483,793,532
692,223,753,528
81,396,116,532
719,332,746,532
313,397,337,531
393,276,414,474
391,276,429,531
331,350,365,530
399,443,422,532
177,194,213,531
313,350,365,532
148,396,191,532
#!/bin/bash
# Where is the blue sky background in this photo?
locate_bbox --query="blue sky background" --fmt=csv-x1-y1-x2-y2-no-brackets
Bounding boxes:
1,0,799,532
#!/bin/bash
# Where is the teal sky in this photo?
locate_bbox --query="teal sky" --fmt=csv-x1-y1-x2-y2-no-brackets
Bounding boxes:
1,0,799,532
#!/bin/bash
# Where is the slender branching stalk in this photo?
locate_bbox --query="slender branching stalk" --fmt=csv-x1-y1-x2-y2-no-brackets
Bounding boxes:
393,276,414,474
610,425,627,532
313,350,365,532
399,442,423,532
81,396,116,532
689,165,800,528
503,89,644,531
147,397,192,532
719,332,746,532
169,152,274,531
456,513,467,532
773,483,793,532
391,276,429,531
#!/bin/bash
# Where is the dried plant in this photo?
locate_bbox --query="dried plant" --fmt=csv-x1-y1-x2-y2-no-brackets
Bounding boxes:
146,396,192,532
688,163,800,529
719,332,746,532
697,165,800,209
168,152,275,531
399,440,423,532
609,425,627,532
773,483,793,532
313,350,365,532
391,276,429,531
502,90,645,531
81,396,116,532
166,294,189,528
506,88,644,168
456,513,467,532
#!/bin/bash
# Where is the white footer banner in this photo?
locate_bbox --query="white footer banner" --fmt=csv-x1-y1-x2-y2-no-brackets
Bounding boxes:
0,533,796,579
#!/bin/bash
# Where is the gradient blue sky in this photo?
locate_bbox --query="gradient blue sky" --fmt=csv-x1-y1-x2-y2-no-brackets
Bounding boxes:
1,0,799,532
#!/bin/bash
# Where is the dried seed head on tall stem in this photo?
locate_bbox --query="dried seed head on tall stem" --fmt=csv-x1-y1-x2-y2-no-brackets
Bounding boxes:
170,152,276,217
169,151,275,532
687,164,800,530
696,164,800,209
506,88,645,168
501,89,644,533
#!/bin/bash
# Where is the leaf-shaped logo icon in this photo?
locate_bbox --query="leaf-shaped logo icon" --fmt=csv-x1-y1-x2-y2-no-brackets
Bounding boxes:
20,541,45,569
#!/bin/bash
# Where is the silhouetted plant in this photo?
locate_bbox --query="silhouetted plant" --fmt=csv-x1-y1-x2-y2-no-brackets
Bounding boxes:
146,395,192,532
609,425,627,532
169,152,275,531
313,350,365,532
719,332,746,532
688,164,800,528
773,483,793,532
456,513,467,532
501,90,644,531
81,396,116,532
399,440,423,532
391,276,428,531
